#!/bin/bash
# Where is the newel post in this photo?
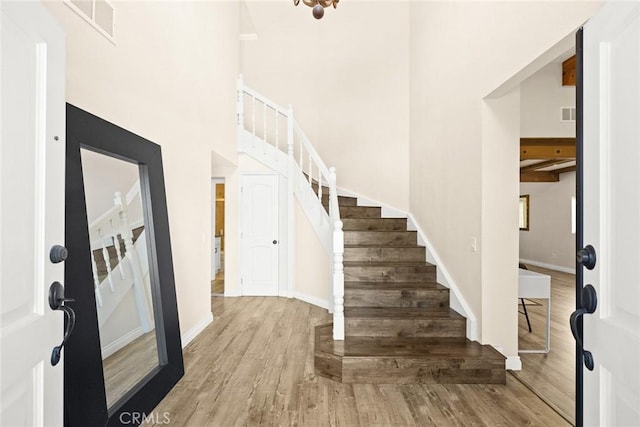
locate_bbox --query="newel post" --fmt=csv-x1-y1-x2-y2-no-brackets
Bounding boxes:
237,74,245,151
330,167,345,340
333,220,345,340
287,104,295,298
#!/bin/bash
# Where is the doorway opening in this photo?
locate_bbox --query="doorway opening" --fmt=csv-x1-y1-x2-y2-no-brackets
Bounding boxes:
514,45,577,424
212,178,225,296
483,29,580,424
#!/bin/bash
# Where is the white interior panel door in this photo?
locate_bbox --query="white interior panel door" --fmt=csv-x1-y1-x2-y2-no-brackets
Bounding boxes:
0,2,66,426
583,2,640,425
241,174,279,296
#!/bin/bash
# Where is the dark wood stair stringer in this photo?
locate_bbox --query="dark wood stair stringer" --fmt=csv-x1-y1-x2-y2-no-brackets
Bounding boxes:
314,194,506,384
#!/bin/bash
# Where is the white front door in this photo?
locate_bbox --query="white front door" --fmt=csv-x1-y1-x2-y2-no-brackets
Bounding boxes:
0,2,66,426
241,174,279,296
582,1,640,425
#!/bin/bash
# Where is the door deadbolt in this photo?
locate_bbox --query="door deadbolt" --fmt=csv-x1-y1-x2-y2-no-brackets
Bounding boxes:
49,245,69,264
577,245,597,270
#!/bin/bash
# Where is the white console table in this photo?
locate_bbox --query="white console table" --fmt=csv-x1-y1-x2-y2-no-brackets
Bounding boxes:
518,268,551,353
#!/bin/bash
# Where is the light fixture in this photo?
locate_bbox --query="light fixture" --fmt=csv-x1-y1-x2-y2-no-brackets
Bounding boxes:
293,0,339,19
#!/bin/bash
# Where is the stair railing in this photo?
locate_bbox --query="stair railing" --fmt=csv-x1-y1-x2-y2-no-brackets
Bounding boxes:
237,75,345,340
88,182,152,332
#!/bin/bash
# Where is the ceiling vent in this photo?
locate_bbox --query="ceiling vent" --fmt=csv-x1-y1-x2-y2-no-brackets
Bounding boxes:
66,0,115,42
561,107,576,122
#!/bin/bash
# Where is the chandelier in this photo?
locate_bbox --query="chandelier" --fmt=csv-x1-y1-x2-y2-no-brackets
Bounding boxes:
293,0,339,19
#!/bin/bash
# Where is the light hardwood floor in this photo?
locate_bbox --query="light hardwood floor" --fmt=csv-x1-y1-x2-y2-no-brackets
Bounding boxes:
514,265,575,425
144,296,569,426
103,330,158,408
211,254,225,295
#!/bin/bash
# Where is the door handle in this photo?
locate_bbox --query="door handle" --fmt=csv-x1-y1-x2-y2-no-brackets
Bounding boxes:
577,245,597,270
48,281,76,366
272,240,278,245
569,284,597,371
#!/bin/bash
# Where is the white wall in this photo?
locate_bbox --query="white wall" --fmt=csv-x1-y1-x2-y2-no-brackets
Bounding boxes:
520,172,576,272
481,88,521,360
45,0,240,339
294,202,330,307
240,1,411,211
521,62,576,138
409,1,601,358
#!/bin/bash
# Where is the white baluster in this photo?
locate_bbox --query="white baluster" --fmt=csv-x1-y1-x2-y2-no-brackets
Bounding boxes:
287,104,295,298
308,154,313,198
98,228,116,292
110,218,125,279
275,109,280,160
298,137,303,174
252,96,256,146
318,170,322,201
237,74,244,151
263,102,267,154
329,167,337,216
287,106,294,157
90,248,103,307
333,219,345,340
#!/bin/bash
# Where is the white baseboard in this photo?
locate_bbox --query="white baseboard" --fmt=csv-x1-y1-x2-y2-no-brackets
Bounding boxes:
506,356,522,371
181,312,214,348
519,258,576,275
493,345,522,370
293,291,330,310
101,326,144,359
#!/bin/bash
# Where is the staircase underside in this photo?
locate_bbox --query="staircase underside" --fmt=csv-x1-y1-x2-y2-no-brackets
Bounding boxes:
314,189,506,385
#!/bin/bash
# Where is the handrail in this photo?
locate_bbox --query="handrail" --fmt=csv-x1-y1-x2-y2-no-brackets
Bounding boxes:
89,181,141,233
242,85,288,114
237,74,345,340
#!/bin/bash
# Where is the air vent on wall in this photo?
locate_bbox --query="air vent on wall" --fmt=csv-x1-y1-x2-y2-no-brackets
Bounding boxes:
561,107,576,122
66,0,115,42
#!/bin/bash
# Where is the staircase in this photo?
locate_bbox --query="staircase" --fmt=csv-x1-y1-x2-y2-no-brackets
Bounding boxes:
236,77,505,384
92,226,144,283
314,193,506,384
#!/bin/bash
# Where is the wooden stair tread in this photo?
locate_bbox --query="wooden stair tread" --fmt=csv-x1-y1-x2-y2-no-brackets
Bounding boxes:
314,324,506,384
344,261,435,267
344,243,424,249
317,331,503,360
345,281,447,291
313,189,505,384
341,218,406,221
345,307,463,319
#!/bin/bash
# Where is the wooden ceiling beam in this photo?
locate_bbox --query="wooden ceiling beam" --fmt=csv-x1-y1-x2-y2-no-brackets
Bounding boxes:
520,171,560,182
563,55,576,86
520,159,574,173
520,137,576,160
